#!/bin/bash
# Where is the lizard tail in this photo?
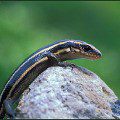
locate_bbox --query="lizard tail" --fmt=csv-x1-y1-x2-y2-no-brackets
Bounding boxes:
0,101,5,119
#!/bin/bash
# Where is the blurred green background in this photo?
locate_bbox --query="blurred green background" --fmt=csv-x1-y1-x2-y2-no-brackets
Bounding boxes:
0,1,120,98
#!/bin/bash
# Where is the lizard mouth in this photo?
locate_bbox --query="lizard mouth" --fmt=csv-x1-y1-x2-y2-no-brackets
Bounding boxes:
88,51,102,60
83,50,102,60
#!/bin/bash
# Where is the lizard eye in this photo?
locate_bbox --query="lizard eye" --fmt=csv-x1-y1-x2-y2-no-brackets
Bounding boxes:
81,45,92,52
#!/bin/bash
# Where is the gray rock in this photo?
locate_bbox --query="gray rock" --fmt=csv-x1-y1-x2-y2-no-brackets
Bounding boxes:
16,65,119,119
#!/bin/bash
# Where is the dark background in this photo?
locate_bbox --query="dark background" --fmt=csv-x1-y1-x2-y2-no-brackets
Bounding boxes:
0,1,120,98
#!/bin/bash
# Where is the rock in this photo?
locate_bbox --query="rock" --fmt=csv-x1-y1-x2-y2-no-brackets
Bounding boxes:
16,64,119,119
110,100,120,118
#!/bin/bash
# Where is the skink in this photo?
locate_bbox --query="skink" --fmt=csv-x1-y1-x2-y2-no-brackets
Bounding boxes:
0,39,102,118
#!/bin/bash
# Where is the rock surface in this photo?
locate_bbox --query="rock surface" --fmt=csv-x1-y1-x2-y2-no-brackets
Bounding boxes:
16,64,119,119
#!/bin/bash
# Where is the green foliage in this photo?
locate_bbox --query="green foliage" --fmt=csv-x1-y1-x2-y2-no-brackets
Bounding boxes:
0,1,120,98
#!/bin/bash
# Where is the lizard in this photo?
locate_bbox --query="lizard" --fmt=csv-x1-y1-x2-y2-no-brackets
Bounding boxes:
0,39,102,118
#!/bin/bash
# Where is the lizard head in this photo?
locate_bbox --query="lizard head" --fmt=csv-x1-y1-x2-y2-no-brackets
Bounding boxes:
69,40,102,60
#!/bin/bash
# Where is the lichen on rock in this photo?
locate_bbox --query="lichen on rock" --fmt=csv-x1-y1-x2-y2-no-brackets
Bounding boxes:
16,64,119,119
